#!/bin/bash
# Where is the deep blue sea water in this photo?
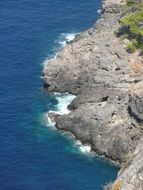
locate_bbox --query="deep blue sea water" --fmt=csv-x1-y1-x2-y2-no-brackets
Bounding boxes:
0,1,118,190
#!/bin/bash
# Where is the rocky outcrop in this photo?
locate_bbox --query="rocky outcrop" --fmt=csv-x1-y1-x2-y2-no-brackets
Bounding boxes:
43,0,143,189
111,139,143,190
129,81,143,123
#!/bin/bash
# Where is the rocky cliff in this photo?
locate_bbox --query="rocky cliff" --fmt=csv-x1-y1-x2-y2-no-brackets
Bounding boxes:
43,0,143,189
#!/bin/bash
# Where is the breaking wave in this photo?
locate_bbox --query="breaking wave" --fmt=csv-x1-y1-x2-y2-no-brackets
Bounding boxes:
43,32,92,155
42,32,77,66
45,93,76,127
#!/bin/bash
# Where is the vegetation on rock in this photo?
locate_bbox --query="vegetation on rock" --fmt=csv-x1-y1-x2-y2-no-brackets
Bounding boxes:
117,0,143,53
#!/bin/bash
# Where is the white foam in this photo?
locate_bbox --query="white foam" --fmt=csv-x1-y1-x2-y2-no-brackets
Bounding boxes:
79,145,91,153
43,33,77,125
46,93,76,126
75,140,91,153
53,92,61,95
76,140,82,146
56,33,76,47
45,92,92,154
65,33,76,42
55,93,76,115
43,33,89,150
43,112,55,128
97,9,102,14
42,32,76,66
46,112,56,126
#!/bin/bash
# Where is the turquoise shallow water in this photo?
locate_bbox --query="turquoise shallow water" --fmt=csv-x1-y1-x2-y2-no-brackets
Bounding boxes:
0,0,118,189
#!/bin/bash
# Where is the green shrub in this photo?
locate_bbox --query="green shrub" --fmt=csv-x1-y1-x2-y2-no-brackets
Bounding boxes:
126,0,135,6
117,1,143,53
127,41,137,53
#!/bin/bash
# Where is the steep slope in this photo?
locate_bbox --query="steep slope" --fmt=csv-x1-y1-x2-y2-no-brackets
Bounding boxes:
43,0,143,189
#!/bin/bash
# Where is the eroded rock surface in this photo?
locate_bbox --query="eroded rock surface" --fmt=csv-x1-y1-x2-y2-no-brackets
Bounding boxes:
129,81,143,123
111,139,143,190
43,0,143,189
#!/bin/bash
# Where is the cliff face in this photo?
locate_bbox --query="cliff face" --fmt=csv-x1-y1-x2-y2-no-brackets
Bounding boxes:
111,139,143,190
43,0,143,189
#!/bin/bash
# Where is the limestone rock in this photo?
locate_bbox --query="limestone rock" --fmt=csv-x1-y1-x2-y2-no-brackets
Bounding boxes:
129,81,143,122
43,0,143,189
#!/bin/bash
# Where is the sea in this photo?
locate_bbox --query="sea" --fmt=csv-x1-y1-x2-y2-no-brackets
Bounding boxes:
0,0,118,190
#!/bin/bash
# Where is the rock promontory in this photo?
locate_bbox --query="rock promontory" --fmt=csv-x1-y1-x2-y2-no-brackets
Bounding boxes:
43,0,143,189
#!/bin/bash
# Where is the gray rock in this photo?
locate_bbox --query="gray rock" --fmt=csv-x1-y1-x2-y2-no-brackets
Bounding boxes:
43,0,143,189
111,139,143,190
43,0,142,162
129,81,143,122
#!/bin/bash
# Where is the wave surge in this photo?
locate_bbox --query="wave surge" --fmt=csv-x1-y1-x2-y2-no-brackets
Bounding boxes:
45,93,76,127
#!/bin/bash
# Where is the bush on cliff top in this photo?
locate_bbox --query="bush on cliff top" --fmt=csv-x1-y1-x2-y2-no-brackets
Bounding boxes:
126,0,135,6
117,0,143,53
